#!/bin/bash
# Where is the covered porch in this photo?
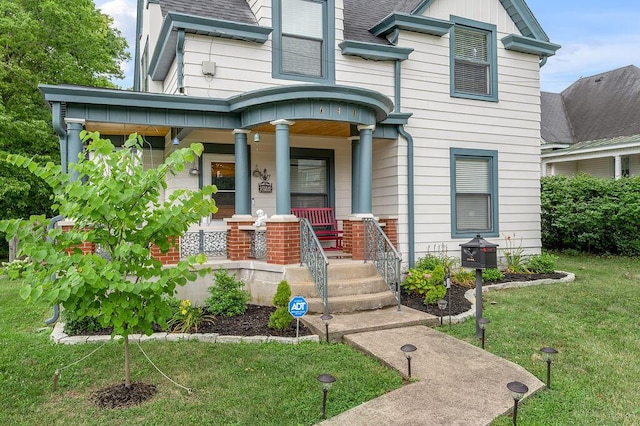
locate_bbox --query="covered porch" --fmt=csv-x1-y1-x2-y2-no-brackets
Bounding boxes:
41,84,405,266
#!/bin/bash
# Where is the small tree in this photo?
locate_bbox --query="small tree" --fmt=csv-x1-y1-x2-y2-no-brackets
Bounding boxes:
205,268,250,316
0,132,217,388
268,280,292,330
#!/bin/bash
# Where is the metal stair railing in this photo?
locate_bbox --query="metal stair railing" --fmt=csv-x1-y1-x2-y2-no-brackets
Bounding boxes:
363,218,402,311
299,217,329,315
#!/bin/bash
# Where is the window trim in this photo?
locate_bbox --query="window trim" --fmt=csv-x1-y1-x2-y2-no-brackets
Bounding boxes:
449,16,498,102
290,147,335,208
450,148,499,238
272,0,335,83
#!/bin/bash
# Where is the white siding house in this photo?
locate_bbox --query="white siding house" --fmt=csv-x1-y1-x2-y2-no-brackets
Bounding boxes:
41,0,559,269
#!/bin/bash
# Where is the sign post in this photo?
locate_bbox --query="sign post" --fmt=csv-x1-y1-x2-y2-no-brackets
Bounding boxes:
288,296,308,339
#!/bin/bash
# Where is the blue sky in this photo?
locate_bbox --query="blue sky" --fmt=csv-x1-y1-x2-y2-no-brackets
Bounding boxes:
95,0,640,93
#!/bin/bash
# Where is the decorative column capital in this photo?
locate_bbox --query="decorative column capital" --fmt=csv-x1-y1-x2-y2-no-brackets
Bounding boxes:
357,124,375,132
232,129,251,135
270,119,295,126
348,136,360,142
64,118,85,126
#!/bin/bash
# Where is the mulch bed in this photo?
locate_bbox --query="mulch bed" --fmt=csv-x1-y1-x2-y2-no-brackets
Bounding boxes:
90,382,157,409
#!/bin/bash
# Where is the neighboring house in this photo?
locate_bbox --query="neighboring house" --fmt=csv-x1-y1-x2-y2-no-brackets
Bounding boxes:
541,65,640,179
40,0,559,272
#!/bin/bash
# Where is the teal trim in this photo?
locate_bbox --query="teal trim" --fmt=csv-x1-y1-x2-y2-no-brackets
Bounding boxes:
357,127,373,214
411,0,437,15
149,12,272,81
176,29,185,93
370,13,454,38
272,0,335,83
51,102,68,174
105,135,165,149
290,147,335,209
499,0,549,41
381,112,412,125
66,122,84,183
398,125,415,267
501,34,560,57
449,148,499,239
234,132,251,215
449,16,498,102
339,41,413,61
372,125,399,139
351,139,360,212
274,122,292,215
134,0,143,91
394,60,401,111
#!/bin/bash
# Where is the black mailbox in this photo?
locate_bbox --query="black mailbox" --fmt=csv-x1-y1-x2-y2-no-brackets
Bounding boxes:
460,234,498,269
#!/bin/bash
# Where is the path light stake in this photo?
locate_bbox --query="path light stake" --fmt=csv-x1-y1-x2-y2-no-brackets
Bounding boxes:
507,381,528,426
478,317,490,349
445,270,452,330
320,313,333,343
437,299,448,326
400,344,417,378
317,374,336,420
540,347,559,389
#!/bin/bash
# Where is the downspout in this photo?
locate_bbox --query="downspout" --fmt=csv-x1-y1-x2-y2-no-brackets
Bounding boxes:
51,102,68,174
394,59,416,267
133,0,144,91
176,29,186,94
44,214,66,325
539,55,548,68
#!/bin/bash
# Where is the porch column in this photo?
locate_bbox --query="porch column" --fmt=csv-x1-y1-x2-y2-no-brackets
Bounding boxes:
357,125,375,215
271,119,295,215
349,136,360,213
233,129,251,216
65,118,85,182
614,155,622,179
550,163,556,176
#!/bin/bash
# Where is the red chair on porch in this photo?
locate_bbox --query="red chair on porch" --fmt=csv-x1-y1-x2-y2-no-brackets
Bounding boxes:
291,207,343,250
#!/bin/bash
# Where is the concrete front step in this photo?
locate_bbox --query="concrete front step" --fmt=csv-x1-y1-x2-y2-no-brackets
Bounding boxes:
307,291,399,314
284,262,379,283
289,276,390,299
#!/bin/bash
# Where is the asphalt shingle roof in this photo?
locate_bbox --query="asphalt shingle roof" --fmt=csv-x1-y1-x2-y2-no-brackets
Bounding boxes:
343,0,422,45
159,0,257,25
542,65,640,144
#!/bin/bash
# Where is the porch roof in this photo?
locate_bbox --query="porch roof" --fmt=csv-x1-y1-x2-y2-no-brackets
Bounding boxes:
40,84,395,136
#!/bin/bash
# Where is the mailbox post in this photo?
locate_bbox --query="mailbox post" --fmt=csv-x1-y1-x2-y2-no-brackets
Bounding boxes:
460,234,498,337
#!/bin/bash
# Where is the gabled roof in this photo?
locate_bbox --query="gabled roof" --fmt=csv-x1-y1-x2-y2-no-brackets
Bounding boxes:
159,0,257,25
542,65,640,144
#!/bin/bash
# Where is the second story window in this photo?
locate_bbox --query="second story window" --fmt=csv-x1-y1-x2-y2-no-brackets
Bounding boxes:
273,0,335,82
450,17,498,101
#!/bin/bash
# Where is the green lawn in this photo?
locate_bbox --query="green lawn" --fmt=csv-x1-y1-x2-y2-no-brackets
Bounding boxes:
0,278,402,425
442,254,640,425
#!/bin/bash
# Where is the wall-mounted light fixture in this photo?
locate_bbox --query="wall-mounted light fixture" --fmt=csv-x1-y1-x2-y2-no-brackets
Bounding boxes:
253,132,261,143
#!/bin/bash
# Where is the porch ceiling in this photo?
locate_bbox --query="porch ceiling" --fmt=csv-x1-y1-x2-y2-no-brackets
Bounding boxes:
85,122,170,137
253,120,351,138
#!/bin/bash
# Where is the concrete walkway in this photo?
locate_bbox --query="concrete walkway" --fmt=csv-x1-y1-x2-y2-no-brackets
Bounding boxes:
320,325,544,426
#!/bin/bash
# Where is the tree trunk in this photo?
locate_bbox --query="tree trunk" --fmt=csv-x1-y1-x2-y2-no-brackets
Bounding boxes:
124,335,131,388
8,236,18,262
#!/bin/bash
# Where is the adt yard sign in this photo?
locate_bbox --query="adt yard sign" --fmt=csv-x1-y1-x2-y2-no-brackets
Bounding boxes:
288,296,308,318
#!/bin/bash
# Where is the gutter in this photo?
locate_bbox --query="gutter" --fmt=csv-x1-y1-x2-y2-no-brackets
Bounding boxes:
51,102,68,174
394,59,415,267
176,29,185,93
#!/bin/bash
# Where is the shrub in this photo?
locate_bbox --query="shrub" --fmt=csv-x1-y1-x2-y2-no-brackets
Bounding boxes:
482,268,504,282
1,258,30,279
414,254,442,271
167,298,214,333
205,268,250,317
63,312,106,335
402,261,446,305
452,269,475,288
541,174,640,256
268,280,292,330
526,252,558,274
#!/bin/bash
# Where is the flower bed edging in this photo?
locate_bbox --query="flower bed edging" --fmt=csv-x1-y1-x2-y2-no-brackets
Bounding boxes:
50,322,319,345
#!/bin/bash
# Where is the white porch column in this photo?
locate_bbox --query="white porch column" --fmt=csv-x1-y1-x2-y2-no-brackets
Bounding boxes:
614,155,622,179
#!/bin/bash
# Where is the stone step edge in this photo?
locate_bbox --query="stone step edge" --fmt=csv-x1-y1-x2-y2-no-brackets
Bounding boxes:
50,322,319,345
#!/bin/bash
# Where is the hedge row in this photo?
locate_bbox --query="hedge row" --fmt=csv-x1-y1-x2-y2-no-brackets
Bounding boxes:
541,174,640,256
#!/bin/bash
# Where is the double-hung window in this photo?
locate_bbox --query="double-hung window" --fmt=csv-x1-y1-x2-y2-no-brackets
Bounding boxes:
450,148,499,237
450,16,497,101
273,0,335,82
